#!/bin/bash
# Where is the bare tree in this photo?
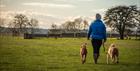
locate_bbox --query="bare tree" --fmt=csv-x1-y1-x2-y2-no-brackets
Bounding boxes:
29,18,39,34
0,18,5,28
8,14,39,36
0,18,5,35
49,23,59,34
74,17,82,30
9,14,29,35
51,23,57,30
83,20,89,30
60,17,89,33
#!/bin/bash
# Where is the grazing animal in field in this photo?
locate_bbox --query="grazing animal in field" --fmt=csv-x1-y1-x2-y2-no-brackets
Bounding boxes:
80,43,88,64
107,43,119,64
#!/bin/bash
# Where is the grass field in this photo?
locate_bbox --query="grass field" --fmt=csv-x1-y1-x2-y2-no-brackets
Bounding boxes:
0,36,140,71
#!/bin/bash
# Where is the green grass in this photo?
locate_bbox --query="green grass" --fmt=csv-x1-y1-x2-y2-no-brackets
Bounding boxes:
0,36,140,71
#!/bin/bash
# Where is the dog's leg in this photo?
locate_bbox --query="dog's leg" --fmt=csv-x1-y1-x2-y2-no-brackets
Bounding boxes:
82,55,84,64
107,53,109,64
114,56,117,63
117,51,119,63
116,54,119,63
117,57,119,63
111,56,115,63
83,55,86,64
110,54,114,63
84,54,87,63
80,54,83,64
80,49,83,64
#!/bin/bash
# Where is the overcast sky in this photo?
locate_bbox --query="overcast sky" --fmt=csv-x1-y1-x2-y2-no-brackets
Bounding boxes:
0,0,140,29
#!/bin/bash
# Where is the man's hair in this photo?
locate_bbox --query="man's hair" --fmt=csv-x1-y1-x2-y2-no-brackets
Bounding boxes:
96,13,101,20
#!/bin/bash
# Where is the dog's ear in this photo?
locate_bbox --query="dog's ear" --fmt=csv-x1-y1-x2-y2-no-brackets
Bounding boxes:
85,43,87,45
110,43,115,47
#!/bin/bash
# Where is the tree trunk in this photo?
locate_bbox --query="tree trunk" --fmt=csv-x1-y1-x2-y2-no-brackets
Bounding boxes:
120,33,124,39
120,23,126,40
119,29,124,40
135,32,137,40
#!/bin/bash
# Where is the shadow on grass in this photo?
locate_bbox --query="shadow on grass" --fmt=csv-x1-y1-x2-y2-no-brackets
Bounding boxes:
91,62,140,66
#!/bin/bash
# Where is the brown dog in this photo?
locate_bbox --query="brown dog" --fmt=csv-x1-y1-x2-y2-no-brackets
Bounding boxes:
107,43,119,64
80,43,87,64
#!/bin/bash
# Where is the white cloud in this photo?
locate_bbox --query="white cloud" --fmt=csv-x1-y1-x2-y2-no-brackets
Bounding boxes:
0,10,59,19
0,4,6,8
0,10,65,29
75,0,93,1
0,11,15,19
92,8,107,13
47,3,75,8
22,2,75,8
0,10,96,29
91,8,107,17
54,0,92,2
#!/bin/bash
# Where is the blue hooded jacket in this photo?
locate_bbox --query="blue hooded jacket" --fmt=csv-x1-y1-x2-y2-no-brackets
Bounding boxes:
88,19,106,40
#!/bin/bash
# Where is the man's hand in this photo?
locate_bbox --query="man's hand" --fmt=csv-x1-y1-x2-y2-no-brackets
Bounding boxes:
104,39,107,43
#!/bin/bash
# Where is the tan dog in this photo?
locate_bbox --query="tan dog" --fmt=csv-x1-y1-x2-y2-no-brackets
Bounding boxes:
80,43,87,64
107,43,119,64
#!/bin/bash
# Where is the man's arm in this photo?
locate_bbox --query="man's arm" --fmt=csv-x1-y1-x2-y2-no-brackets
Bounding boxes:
103,24,107,42
87,25,92,40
